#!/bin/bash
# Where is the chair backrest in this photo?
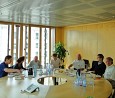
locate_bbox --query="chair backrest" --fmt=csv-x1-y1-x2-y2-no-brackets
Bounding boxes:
92,61,98,67
83,59,90,69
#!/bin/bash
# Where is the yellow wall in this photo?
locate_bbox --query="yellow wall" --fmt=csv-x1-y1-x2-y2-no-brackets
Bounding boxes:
55,27,64,43
61,21,115,67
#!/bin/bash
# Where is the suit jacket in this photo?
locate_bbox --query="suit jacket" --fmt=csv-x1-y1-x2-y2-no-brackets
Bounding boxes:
90,61,106,76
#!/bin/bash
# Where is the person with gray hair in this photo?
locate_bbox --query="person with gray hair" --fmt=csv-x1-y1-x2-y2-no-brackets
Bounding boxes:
104,57,115,83
104,57,115,81
27,56,42,69
104,57,115,98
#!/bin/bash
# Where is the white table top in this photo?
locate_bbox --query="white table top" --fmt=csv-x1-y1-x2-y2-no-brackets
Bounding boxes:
0,69,112,98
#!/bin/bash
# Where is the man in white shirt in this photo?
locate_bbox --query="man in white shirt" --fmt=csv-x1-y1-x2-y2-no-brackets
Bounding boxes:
68,54,85,70
27,56,41,69
50,53,61,68
104,57,115,90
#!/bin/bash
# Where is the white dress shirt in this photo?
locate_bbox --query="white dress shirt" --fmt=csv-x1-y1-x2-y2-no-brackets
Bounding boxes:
72,59,85,69
51,58,61,68
104,64,115,80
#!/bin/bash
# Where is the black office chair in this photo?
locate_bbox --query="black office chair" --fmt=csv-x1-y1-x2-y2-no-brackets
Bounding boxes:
83,59,90,69
107,79,115,98
112,89,115,98
112,85,115,98
108,89,115,98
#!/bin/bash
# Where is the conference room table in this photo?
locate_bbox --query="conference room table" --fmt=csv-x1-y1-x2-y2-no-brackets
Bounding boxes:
0,69,112,98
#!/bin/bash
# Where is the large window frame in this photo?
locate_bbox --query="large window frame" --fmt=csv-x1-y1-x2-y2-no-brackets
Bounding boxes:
0,24,11,63
0,22,55,67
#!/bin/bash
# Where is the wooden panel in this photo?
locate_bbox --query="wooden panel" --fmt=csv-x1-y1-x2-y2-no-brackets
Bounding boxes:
19,24,23,57
62,21,115,67
55,27,64,43
82,25,98,62
98,22,115,61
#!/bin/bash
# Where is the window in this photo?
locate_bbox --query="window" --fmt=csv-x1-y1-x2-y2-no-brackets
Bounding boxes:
36,33,39,39
41,28,50,67
13,25,20,64
36,52,38,56
13,53,16,58
31,27,40,60
0,22,56,68
23,25,29,66
51,28,56,55
0,24,11,63
36,43,38,48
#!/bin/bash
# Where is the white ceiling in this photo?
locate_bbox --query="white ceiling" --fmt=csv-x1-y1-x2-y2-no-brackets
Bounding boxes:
0,0,115,27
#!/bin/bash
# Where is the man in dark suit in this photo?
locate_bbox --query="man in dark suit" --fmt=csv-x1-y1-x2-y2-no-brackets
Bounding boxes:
90,54,106,76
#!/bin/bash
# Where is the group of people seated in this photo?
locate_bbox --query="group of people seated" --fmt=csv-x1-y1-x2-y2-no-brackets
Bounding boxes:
0,55,41,78
0,53,61,78
0,53,115,97
68,54,115,80
68,53,115,97
0,53,115,80
0,53,115,85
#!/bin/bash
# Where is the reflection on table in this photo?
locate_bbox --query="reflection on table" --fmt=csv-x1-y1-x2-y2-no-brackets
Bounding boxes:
37,76,67,86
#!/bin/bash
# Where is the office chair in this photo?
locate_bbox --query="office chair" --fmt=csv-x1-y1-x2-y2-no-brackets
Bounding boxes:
83,59,90,69
107,79,115,98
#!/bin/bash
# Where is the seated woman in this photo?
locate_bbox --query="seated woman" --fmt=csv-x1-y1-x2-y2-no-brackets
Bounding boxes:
13,56,26,70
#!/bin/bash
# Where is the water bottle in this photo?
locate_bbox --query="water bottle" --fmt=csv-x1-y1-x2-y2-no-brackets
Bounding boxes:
39,68,43,76
79,76,83,86
33,65,37,78
46,63,51,75
82,74,87,87
48,64,53,75
75,70,82,86
75,76,80,86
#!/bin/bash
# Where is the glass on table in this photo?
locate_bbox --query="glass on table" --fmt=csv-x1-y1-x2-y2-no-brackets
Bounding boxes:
89,78,94,86
37,68,43,76
21,70,28,78
87,73,95,87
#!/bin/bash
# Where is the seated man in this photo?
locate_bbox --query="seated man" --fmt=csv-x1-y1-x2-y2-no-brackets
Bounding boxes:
68,54,85,70
104,57,115,89
27,56,41,69
0,55,21,78
50,53,61,68
90,54,106,76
